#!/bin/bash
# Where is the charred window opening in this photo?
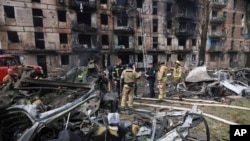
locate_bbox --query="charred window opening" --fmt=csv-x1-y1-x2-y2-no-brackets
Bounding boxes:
192,54,196,61
78,34,91,47
35,32,45,49
58,10,66,22
102,35,109,45
138,36,142,45
166,3,172,12
137,0,143,8
118,36,129,48
32,0,40,2
178,38,186,46
136,16,141,27
211,25,216,32
7,31,19,43
177,53,185,61
152,1,157,15
179,22,187,30
178,6,186,15
101,14,108,25
4,6,15,18
153,55,158,65
167,38,171,45
59,33,68,44
167,54,171,62
212,11,217,17
100,0,107,4
117,12,128,26
232,27,235,37
233,0,237,9
116,0,128,6
231,40,234,49
153,19,158,32
153,37,158,49
117,54,129,65
32,9,43,27
192,39,196,46
77,13,91,26
210,54,216,62
138,54,143,62
61,55,69,65
232,13,236,24
223,12,227,17
167,20,172,29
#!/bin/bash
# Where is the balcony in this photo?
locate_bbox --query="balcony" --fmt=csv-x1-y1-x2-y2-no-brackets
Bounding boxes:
171,46,192,53
175,28,193,36
210,0,227,9
209,31,226,38
210,16,226,24
72,44,99,52
70,0,96,12
24,48,57,54
175,13,193,20
113,45,134,52
227,47,238,53
72,24,97,34
208,45,222,53
114,26,134,34
147,47,165,53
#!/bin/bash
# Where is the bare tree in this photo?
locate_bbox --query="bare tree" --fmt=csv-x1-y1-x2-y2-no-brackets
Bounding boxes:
198,0,209,66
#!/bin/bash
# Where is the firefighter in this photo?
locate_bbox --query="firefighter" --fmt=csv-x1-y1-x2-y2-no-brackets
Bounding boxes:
173,60,182,89
157,62,168,99
120,63,139,107
112,58,125,99
2,68,18,84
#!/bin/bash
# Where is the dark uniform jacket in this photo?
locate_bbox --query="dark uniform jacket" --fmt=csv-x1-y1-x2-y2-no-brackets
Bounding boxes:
146,68,156,82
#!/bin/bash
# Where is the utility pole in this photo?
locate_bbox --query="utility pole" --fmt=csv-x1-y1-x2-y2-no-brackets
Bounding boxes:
198,0,209,66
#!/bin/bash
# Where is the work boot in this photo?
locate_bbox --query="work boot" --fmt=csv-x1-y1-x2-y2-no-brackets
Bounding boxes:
158,94,164,99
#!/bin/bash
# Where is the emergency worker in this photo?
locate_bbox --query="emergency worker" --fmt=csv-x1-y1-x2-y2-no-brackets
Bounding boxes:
157,62,168,99
145,63,156,98
120,63,139,107
112,59,125,99
3,68,18,84
173,60,182,88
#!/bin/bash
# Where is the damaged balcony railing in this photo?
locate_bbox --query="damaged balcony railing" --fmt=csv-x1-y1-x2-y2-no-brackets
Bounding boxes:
210,0,228,9
70,0,96,12
210,16,226,23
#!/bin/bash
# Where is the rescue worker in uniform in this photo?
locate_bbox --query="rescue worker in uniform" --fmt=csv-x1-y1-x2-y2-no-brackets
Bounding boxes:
3,68,18,84
120,63,139,107
157,62,168,99
173,60,182,89
145,63,156,98
112,58,125,99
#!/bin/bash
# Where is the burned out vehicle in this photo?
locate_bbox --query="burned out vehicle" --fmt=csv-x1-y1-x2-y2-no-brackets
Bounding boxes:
175,66,250,100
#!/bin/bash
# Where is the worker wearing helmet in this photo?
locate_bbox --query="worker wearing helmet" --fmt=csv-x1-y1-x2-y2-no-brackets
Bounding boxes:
173,60,182,89
157,62,168,99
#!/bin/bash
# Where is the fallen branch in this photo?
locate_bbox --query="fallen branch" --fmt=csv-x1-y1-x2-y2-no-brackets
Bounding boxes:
133,102,239,125
134,97,250,111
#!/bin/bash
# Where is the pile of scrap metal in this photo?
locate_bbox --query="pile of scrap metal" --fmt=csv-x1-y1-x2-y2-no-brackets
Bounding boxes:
172,66,250,100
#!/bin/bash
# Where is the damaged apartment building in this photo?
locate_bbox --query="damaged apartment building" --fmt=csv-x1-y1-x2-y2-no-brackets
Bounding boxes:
0,0,249,76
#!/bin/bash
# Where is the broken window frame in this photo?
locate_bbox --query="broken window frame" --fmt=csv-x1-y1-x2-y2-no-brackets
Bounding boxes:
137,53,143,62
32,8,43,27
137,0,143,8
167,20,172,29
117,12,128,26
35,32,45,49
153,19,158,32
192,39,196,46
138,36,143,45
166,3,172,12
7,31,19,43
59,33,68,44
152,1,158,15
101,14,108,25
77,13,91,26
100,0,107,4
61,55,69,65
102,35,109,46
118,35,129,49
78,34,91,48
153,37,158,49
167,38,172,46
58,10,66,22
4,6,15,18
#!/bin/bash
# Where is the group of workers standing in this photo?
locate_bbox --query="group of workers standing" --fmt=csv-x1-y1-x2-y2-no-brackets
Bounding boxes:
107,58,183,108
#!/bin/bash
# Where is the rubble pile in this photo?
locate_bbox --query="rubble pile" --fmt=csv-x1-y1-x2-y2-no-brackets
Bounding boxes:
0,62,250,141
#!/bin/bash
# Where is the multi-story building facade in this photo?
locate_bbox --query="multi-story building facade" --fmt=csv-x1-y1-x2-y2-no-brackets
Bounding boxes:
0,0,248,76
206,0,249,69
